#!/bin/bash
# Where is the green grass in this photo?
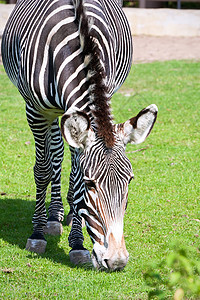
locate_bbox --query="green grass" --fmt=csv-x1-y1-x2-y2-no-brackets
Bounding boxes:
0,60,200,299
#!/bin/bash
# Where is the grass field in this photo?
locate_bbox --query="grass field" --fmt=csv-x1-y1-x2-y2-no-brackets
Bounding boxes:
0,60,200,299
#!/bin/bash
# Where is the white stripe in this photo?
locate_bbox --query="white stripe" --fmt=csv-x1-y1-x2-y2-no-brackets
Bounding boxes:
68,90,89,112
84,3,103,14
65,77,87,103
53,31,79,60
56,48,82,84
86,11,108,30
61,63,85,103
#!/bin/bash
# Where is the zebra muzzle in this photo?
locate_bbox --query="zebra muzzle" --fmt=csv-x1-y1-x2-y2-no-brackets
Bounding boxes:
102,233,129,271
91,232,129,271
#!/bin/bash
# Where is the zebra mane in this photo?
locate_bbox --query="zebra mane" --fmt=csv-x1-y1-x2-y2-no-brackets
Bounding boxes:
75,0,115,148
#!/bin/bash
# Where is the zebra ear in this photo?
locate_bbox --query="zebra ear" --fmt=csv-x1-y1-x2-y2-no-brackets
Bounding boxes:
116,104,158,146
61,111,94,149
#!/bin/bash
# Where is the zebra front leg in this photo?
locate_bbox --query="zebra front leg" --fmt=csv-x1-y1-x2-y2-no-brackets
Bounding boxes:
66,169,74,226
66,148,90,265
44,119,64,236
68,213,91,265
66,146,86,227
66,146,75,226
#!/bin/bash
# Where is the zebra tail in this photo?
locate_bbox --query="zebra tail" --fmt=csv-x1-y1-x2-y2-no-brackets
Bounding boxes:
74,0,115,149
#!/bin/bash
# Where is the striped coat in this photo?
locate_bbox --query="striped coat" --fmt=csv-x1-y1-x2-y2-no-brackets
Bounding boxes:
2,0,157,270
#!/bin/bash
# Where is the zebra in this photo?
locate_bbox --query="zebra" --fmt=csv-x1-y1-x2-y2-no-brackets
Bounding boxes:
2,0,157,271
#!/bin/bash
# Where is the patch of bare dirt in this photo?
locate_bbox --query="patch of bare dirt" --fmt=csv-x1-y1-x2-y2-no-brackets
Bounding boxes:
133,36,200,63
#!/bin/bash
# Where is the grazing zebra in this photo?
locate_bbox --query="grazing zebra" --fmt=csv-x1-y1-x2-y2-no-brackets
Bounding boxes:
2,0,157,270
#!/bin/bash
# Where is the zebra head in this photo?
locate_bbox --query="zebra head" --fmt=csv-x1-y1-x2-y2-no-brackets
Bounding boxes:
61,104,157,271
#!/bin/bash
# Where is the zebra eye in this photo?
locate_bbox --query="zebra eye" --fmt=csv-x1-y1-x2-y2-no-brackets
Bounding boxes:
85,180,96,190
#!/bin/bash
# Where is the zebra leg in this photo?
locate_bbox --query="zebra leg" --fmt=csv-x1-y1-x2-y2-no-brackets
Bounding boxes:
65,149,90,264
25,104,53,253
66,147,85,227
44,118,64,236
68,212,91,265
66,146,75,226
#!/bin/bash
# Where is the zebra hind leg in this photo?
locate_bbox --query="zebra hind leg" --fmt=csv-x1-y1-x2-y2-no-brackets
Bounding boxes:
44,119,64,236
25,105,54,253
25,159,52,253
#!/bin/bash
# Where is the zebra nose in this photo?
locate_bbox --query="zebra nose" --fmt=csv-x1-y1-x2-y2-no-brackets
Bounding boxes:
102,252,129,271
102,231,129,270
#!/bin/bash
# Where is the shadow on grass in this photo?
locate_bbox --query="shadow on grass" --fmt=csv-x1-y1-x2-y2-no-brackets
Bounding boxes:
0,197,94,270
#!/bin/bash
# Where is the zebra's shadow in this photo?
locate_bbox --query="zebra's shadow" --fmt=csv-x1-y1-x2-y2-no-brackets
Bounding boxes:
0,197,92,269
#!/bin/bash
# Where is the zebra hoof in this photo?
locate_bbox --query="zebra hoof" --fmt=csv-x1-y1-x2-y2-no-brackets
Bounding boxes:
69,249,91,266
43,221,63,236
26,238,47,254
